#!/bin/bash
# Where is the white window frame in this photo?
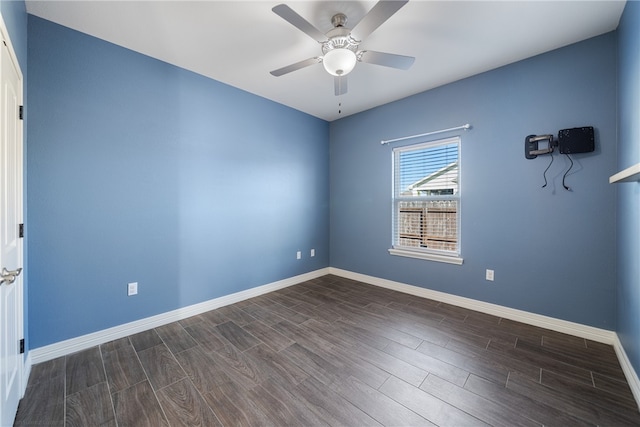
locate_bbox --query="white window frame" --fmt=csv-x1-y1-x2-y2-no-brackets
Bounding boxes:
389,136,463,265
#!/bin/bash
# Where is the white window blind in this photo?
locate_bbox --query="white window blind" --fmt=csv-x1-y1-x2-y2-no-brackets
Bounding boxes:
391,136,461,262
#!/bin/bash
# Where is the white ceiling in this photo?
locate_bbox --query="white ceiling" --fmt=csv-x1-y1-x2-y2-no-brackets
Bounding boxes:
26,1,625,122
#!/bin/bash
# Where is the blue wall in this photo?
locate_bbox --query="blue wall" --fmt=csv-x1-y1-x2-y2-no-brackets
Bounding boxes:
617,0,640,377
27,16,329,348
330,33,618,329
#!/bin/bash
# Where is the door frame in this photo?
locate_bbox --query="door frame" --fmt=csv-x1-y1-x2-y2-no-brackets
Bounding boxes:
0,9,26,425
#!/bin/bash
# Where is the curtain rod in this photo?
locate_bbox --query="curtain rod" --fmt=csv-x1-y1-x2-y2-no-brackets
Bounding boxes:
380,123,472,145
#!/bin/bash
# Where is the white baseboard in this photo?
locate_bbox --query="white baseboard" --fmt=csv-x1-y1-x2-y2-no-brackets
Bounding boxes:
30,268,329,364
329,267,640,410
612,334,640,410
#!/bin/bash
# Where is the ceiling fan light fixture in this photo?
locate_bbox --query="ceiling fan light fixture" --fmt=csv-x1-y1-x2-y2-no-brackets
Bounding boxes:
322,48,357,76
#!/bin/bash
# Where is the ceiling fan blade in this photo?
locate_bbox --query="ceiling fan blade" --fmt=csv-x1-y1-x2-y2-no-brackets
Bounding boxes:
359,50,415,70
272,4,328,43
350,0,409,41
270,57,322,77
334,75,348,96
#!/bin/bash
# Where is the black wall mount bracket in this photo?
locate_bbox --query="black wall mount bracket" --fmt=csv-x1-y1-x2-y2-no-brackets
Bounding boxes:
525,134,556,159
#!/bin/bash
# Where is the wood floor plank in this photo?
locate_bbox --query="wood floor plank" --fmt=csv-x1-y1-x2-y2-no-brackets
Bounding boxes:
280,342,344,386
445,338,541,381
464,373,594,427
246,383,305,426
174,346,232,394
201,387,252,427
155,322,198,355
520,336,627,381
592,372,639,409
506,370,640,425
428,318,493,349
441,315,518,348
379,375,489,426
129,328,163,352
203,379,270,426
14,373,65,426
100,337,131,353
26,356,65,388
290,300,344,324
303,321,389,386
337,316,423,350
381,301,447,324
66,347,106,395
215,304,257,327
295,376,383,426
178,313,206,328
242,318,295,351
101,343,147,394
332,375,435,426
329,318,393,350
157,378,222,427
489,337,595,386
137,343,186,390
244,343,310,385
215,320,261,351
252,298,310,324
212,343,271,388
294,319,391,389
416,339,509,386
112,380,169,427
365,303,452,347
383,341,470,387
66,382,116,427
283,318,427,387
183,320,228,353
387,301,454,324
541,368,640,415
240,302,288,326
262,291,303,308
256,377,331,426
420,374,540,427
199,308,230,326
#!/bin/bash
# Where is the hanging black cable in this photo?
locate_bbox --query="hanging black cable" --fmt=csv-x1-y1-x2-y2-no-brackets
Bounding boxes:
542,151,554,188
562,154,573,190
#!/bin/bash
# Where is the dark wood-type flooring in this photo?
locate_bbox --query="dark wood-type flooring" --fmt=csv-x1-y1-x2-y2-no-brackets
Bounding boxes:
14,274,640,426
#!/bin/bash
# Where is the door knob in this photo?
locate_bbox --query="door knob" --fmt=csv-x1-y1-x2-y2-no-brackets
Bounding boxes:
1,267,22,286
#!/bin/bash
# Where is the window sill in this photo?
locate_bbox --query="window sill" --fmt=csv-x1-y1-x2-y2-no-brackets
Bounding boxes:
388,248,464,265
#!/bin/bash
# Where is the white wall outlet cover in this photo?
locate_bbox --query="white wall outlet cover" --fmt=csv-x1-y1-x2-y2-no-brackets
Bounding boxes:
296,251,301,259
128,282,138,296
485,270,495,281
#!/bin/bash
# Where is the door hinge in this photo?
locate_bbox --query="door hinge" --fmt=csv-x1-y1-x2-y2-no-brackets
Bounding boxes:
19,105,23,120
19,223,24,238
19,339,24,354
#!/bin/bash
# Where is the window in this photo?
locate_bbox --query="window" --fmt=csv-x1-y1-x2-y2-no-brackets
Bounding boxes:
389,136,462,264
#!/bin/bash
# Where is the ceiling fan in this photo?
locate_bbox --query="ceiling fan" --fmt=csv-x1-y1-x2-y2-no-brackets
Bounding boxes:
270,0,415,96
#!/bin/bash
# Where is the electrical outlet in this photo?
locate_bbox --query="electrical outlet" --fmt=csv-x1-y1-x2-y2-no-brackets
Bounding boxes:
311,249,315,257
296,251,301,260
128,282,138,296
485,269,494,281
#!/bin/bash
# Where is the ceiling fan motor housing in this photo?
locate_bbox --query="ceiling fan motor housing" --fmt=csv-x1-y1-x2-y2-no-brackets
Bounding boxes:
322,21,359,54
321,14,360,76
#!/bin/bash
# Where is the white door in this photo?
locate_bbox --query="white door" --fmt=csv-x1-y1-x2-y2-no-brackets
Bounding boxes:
0,16,24,427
